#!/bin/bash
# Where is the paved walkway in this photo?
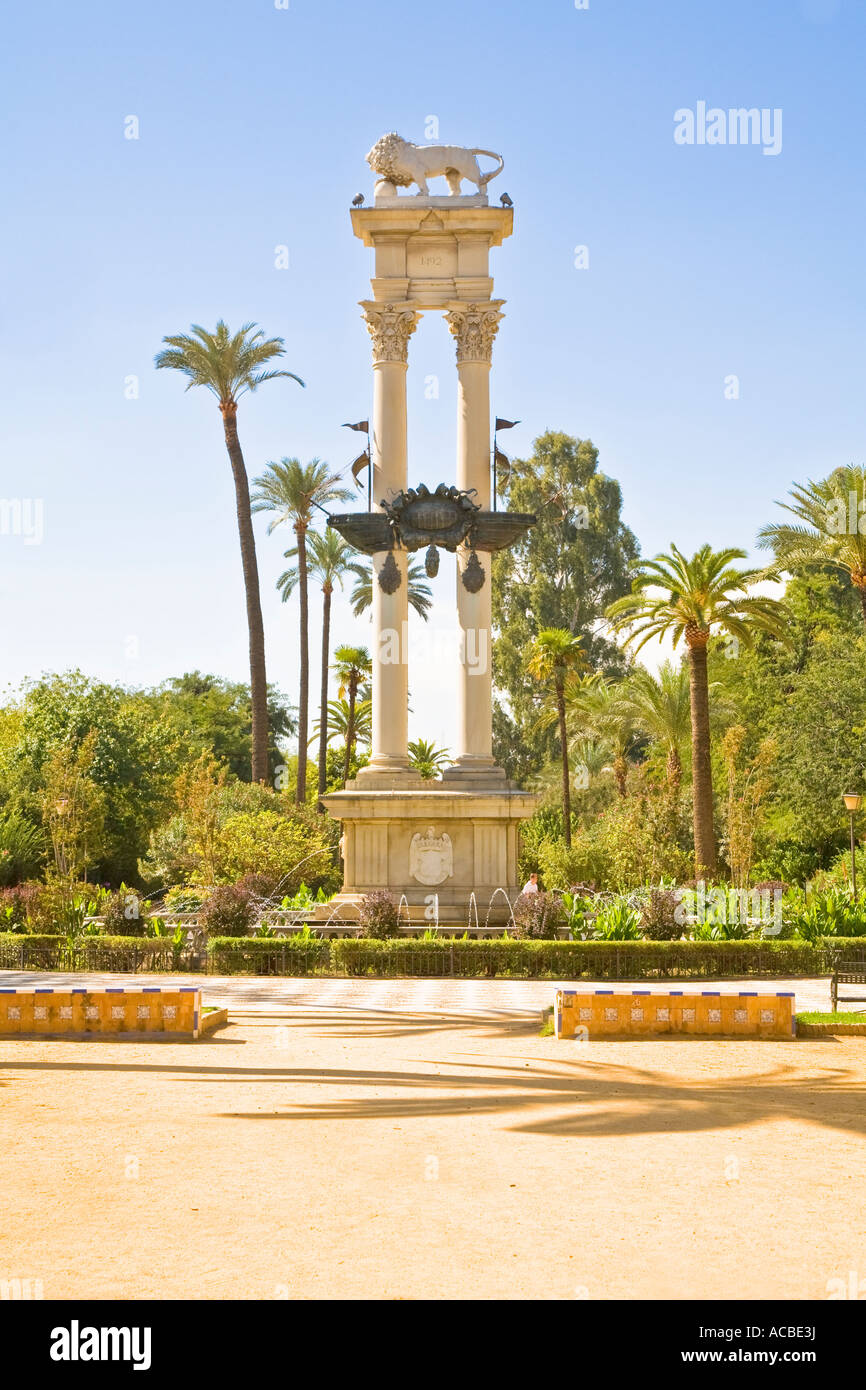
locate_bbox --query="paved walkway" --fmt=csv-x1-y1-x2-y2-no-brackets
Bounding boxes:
0,970,848,1017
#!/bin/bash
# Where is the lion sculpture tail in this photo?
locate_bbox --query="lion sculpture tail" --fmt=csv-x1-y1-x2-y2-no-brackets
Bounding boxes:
473,149,505,188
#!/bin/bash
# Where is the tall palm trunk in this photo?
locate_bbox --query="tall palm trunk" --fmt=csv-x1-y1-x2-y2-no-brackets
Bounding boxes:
857,580,866,626
317,583,332,809
613,755,628,798
687,636,716,874
343,676,358,787
556,678,572,848
295,521,309,804
221,404,269,783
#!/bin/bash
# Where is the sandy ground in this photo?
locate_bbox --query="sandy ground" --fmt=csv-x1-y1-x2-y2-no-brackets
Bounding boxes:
2,990,866,1300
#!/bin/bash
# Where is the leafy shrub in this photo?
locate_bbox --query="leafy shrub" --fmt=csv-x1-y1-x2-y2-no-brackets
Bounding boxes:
512,891,567,940
561,889,596,939
640,888,684,940
214,808,337,895
532,838,585,891
101,885,152,937
163,883,209,913
0,882,44,931
31,880,106,933
787,887,866,942
280,882,332,910
592,898,643,940
200,883,255,937
357,890,400,939
0,811,45,886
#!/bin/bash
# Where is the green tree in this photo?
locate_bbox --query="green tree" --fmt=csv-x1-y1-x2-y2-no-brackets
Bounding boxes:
252,460,351,803
758,465,866,624
620,661,692,790
331,646,373,786
153,672,295,783
527,629,588,847
492,431,639,782
0,672,182,884
312,698,372,756
41,731,106,885
565,676,640,799
607,545,787,874
155,321,304,781
349,559,433,621
278,529,355,806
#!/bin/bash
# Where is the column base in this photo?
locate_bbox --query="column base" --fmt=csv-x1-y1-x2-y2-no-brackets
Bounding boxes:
440,758,511,791
352,757,429,792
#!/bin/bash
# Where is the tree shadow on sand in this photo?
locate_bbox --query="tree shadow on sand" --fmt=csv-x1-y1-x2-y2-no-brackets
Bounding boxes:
210,1050,866,1138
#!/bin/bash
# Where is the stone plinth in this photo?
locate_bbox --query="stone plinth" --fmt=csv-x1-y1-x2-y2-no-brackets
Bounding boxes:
351,204,512,310
321,781,538,924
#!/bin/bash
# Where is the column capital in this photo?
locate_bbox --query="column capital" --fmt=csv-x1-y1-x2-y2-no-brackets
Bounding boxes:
360,300,421,364
445,300,505,364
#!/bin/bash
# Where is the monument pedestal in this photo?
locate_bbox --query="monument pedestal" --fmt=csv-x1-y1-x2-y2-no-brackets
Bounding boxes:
321,139,537,928
321,781,537,924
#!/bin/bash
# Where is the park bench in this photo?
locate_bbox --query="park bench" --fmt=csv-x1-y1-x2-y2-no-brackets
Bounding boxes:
830,961,866,1013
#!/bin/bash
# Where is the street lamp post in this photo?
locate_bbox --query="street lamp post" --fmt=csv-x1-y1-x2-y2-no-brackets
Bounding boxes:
842,793,863,898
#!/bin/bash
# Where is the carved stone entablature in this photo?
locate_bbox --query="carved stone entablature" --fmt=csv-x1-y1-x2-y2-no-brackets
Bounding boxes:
409,827,454,886
445,301,504,364
361,302,420,364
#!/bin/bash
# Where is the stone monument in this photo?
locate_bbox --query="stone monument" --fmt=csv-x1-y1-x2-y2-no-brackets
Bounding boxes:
321,134,538,923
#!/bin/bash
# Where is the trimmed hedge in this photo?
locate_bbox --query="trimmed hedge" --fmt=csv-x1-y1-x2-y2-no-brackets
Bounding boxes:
3,931,865,979
330,938,837,980
206,937,332,976
0,933,181,972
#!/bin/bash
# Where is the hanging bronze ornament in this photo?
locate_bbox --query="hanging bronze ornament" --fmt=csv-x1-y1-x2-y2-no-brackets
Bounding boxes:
424,544,439,578
461,550,485,593
377,552,401,594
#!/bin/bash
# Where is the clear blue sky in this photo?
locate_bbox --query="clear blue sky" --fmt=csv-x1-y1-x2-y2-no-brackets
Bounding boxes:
2,0,864,751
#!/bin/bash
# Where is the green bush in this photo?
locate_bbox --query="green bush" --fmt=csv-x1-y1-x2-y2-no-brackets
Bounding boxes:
163,883,210,913
207,936,331,976
101,886,152,937
214,807,337,895
787,887,866,942
330,937,838,980
0,932,183,970
0,811,45,885
0,882,44,931
511,891,566,940
357,890,400,939
200,883,255,937
640,888,684,941
534,840,592,892
592,899,643,940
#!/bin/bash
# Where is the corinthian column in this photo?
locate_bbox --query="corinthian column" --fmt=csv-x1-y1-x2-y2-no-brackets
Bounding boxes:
357,301,420,779
444,301,504,777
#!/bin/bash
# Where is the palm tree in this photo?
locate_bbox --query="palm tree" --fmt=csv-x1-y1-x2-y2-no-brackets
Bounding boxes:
332,646,373,786
607,545,787,874
621,661,692,790
408,738,451,780
349,560,433,621
565,676,639,798
278,529,355,807
312,697,372,753
252,460,351,802
758,465,866,624
527,628,588,847
154,321,304,782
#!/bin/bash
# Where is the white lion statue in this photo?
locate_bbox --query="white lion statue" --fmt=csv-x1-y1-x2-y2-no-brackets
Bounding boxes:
365,133,504,197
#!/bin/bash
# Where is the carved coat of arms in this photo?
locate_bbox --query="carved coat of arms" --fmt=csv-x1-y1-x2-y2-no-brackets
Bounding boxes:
409,827,454,886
